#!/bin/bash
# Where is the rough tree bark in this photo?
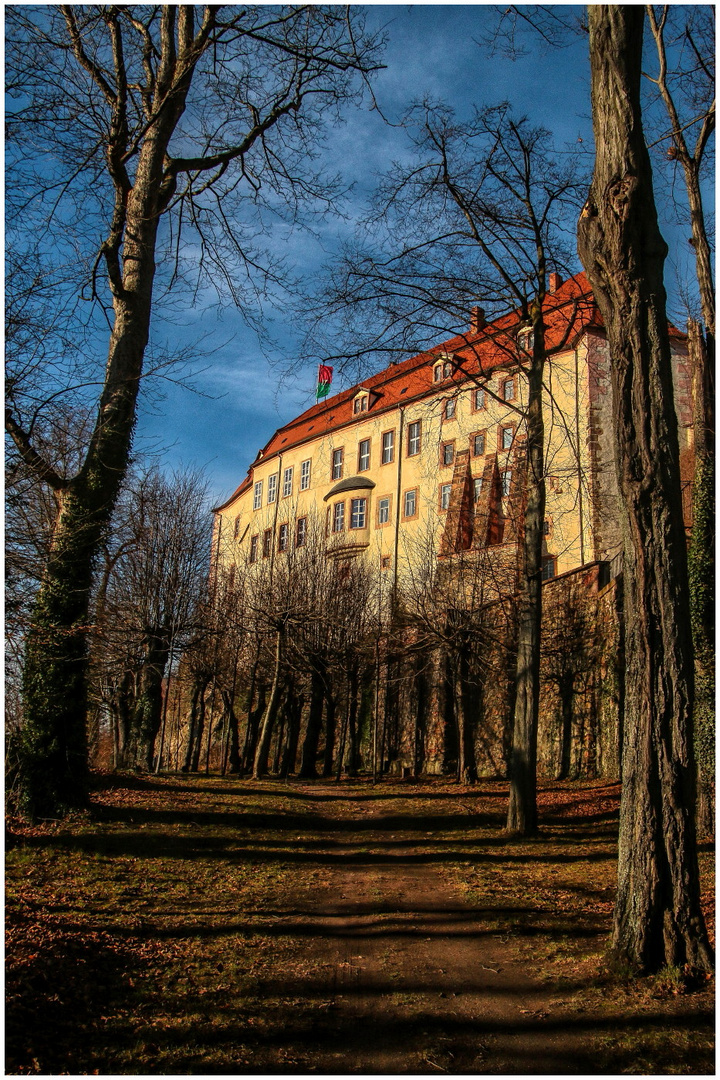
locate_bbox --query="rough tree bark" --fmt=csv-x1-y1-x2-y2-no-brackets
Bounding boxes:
687,321,714,838
6,6,380,817
507,315,546,834
577,4,712,974
298,662,327,779
253,630,284,779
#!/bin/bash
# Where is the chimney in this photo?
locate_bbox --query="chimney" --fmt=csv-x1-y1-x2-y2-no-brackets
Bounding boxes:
471,305,486,333
548,271,563,294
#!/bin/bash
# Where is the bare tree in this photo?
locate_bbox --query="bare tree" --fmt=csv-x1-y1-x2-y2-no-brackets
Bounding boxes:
92,465,211,770
644,5,715,836
577,4,711,975
302,101,586,831
5,6,383,816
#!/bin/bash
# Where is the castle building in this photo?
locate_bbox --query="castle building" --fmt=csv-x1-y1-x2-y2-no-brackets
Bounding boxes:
213,271,694,589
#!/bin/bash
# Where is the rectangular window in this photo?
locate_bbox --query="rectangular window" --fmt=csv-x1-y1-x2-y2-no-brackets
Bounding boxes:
377,496,391,526
403,489,418,519
300,459,311,490
473,387,486,411
503,377,515,401
519,328,535,351
333,502,345,532
440,483,452,511
296,517,307,547
253,480,263,510
501,470,512,496
267,473,277,504
441,441,454,467
354,395,368,414
501,425,514,450
542,556,556,580
381,430,395,464
407,420,421,456
262,528,272,558
472,432,486,457
444,397,456,420
381,555,391,570
443,360,453,378
233,514,241,538
350,497,367,529
332,448,343,480
249,535,258,563
543,519,551,536
282,466,293,498
358,438,371,472
473,477,484,501
278,523,289,551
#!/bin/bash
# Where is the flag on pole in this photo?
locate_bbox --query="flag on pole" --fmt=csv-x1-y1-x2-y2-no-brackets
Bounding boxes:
316,364,333,401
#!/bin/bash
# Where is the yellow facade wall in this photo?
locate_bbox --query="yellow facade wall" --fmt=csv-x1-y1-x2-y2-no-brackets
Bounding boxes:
214,341,596,587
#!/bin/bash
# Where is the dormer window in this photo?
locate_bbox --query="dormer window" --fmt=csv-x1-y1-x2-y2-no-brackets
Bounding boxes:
518,327,534,352
434,354,455,381
353,387,376,414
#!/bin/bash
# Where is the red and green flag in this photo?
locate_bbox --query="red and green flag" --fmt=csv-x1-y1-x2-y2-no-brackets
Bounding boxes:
316,364,333,401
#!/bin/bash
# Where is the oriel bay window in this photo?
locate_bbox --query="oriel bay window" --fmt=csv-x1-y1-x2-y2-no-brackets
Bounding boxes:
350,497,367,529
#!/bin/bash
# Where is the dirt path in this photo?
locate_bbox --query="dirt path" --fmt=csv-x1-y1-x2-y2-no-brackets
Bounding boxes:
236,784,620,1074
6,775,714,1075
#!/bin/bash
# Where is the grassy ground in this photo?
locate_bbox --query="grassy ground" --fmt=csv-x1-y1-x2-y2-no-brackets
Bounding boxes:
5,773,715,1075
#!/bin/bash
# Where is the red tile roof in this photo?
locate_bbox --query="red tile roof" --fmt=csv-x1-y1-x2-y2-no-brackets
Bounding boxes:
215,273,603,511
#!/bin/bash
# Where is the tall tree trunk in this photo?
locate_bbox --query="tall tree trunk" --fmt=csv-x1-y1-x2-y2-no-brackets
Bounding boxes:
457,639,478,784
12,11,197,817
132,631,171,771
298,662,326,779
507,322,546,834
240,648,262,774
280,689,303,779
221,689,242,775
687,321,714,838
577,5,712,974
253,631,284,779
242,682,267,776
323,693,337,777
346,666,360,778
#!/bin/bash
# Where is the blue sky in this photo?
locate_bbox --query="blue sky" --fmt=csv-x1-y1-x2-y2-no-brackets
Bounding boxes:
130,5,704,507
